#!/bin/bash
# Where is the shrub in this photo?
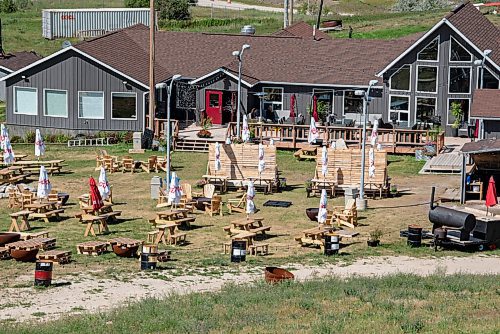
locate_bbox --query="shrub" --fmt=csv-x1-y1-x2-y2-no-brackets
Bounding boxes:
15,0,32,10
123,131,134,143
392,0,447,12
24,130,35,143
158,0,191,21
46,134,57,143
124,0,149,7
0,0,17,13
10,135,22,143
55,134,71,143
196,129,211,138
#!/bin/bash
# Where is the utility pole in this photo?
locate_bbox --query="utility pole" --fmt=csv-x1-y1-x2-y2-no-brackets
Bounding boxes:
283,0,289,28
148,0,156,132
289,0,294,26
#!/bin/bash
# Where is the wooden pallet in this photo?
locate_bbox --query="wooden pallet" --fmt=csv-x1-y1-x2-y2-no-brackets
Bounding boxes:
157,250,171,262
77,241,108,256
5,238,56,251
19,231,50,241
0,247,11,260
37,250,72,264
38,238,57,250
108,237,142,248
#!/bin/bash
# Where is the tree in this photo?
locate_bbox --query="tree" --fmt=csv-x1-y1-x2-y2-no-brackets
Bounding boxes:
1,0,17,13
158,0,191,21
124,0,150,7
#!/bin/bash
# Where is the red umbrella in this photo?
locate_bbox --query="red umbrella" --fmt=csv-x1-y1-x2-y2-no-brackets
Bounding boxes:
290,94,296,122
312,95,318,122
89,176,103,211
474,119,479,139
486,176,497,215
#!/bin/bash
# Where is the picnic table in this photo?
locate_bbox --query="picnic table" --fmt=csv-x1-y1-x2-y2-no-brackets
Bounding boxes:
294,147,317,161
296,225,336,249
0,166,29,184
1,154,27,164
9,210,31,232
80,204,121,222
156,208,195,228
80,214,109,237
24,201,64,223
13,159,66,175
224,216,270,236
202,174,228,193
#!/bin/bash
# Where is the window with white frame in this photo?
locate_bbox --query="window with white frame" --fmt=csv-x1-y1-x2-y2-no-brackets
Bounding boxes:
477,67,499,89
313,89,333,113
447,99,470,126
416,97,436,123
389,95,409,126
14,87,37,115
389,65,411,91
343,90,363,114
79,91,104,119
111,92,137,119
263,87,283,114
449,67,471,94
44,89,68,117
417,66,438,93
449,37,472,62
417,37,439,61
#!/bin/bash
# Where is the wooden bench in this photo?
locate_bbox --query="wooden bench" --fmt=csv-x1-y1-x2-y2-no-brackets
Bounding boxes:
77,241,108,256
8,174,29,184
20,231,50,240
169,233,187,245
30,209,64,223
9,210,31,232
249,243,269,255
173,217,195,228
249,226,271,235
99,211,122,222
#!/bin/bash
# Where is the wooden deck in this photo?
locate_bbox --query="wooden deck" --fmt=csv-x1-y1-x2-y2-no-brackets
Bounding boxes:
420,153,463,174
225,122,445,154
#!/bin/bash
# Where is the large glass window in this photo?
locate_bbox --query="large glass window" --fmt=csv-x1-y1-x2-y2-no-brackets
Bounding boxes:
449,37,472,62
263,87,283,113
449,67,471,94
44,89,67,117
447,99,470,126
416,97,436,123
79,91,104,119
417,66,438,92
389,65,410,91
14,87,37,115
417,37,439,61
389,95,409,127
112,92,137,119
343,91,363,114
313,89,333,113
477,68,499,89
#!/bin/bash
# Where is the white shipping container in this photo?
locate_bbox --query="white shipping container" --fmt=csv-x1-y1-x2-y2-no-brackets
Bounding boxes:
42,8,152,40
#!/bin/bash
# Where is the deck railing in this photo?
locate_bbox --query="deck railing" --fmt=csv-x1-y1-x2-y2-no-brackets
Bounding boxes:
226,122,445,154
145,117,179,147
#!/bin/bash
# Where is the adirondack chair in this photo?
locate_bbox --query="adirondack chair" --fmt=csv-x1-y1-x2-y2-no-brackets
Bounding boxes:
21,190,34,209
141,156,158,173
332,199,358,228
204,195,223,216
193,184,215,199
48,190,63,209
103,156,119,173
226,192,246,214
157,187,169,208
179,183,196,212
8,188,21,208
122,156,135,173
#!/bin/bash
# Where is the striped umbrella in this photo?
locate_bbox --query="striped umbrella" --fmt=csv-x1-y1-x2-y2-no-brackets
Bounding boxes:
35,129,45,158
242,114,250,142
89,176,103,211
168,172,182,205
37,165,51,199
318,189,328,224
98,166,110,200
3,136,14,164
246,181,255,215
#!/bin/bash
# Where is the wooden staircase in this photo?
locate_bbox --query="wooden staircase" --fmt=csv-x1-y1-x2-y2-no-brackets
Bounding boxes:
175,138,210,152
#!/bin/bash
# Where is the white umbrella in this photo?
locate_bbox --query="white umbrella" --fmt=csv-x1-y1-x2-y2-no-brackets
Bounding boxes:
318,189,328,224
369,147,375,178
214,142,221,173
0,123,7,150
246,181,255,215
3,136,15,164
308,118,319,144
225,137,232,145
370,118,379,147
258,143,265,174
168,172,182,205
37,165,51,199
35,129,45,158
242,114,250,142
321,146,328,178
269,138,274,146
98,166,111,200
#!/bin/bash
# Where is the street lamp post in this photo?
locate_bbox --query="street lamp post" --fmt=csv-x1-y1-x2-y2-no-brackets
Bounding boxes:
164,74,182,190
355,79,378,211
232,44,250,139
473,49,492,140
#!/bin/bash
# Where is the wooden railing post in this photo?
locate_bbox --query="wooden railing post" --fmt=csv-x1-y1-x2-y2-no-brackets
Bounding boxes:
292,125,296,149
392,128,396,154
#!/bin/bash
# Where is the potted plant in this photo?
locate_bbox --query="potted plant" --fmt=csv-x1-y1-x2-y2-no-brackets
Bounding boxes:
450,102,463,137
367,228,382,247
197,117,213,138
304,179,313,197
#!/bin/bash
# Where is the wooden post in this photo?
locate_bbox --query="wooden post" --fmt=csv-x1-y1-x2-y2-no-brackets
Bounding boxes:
392,128,396,154
148,0,155,132
292,125,296,149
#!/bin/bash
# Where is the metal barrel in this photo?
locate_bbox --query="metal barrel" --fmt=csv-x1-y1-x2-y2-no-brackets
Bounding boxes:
407,225,422,247
324,233,340,256
231,240,247,263
34,261,53,287
140,244,158,270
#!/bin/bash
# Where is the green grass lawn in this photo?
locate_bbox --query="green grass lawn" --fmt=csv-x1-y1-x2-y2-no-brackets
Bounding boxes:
6,273,500,333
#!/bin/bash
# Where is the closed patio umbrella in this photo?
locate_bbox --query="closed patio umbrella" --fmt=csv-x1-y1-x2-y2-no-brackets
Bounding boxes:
3,136,14,164
246,180,255,216
370,118,379,147
321,146,328,178
0,123,7,150
242,114,250,142
35,129,45,159
37,165,51,199
290,94,296,123
318,189,328,224
486,176,497,215
214,142,221,174
89,176,103,211
369,148,376,178
168,172,182,205
308,118,319,144
98,166,111,200
258,143,265,174
312,95,318,122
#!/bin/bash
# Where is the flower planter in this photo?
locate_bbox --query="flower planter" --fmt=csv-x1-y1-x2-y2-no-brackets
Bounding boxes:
305,208,319,222
367,240,380,247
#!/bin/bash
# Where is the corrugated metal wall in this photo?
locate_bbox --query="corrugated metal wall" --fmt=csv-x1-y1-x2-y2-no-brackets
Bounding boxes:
42,9,151,39
5,50,147,133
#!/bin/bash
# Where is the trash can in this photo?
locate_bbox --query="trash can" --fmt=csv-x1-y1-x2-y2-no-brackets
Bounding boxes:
34,261,53,287
324,233,340,256
344,187,359,207
150,176,162,200
133,132,142,150
230,240,247,263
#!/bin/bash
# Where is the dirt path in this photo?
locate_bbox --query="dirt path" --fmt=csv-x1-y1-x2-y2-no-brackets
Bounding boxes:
2,255,499,323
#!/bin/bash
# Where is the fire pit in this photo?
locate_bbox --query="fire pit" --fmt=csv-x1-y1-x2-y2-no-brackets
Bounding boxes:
264,267,294,283
305,208,318,222
11,248,39,262
109,237,142,258
0,232,21,246
193,197,211,211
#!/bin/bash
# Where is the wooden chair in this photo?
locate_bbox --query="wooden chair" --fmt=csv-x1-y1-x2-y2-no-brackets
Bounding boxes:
179,183,196,212
204,195,223,216
122,156,135,173
141,156,158,173
157,187,169,208
8,188,21,208
47,190,63,209
193,184,215,198
332,199,358,228
21,190,34,209
103,156,119,173
227,192,246,214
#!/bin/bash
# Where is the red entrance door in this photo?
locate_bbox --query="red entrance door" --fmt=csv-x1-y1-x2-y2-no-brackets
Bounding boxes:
205,90,223,124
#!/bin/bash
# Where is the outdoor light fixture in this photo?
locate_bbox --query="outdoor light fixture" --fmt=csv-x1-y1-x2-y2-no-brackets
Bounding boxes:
233,44,251,139
166,74,182,189
155,83,167,89
358,79,379,211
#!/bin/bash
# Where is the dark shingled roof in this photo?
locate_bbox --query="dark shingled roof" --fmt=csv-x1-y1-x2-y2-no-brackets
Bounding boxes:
446,1,500,66
75,24,418,87
471,89,500,118
0,51,42,72
462,138,500,154
272,21,330,40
